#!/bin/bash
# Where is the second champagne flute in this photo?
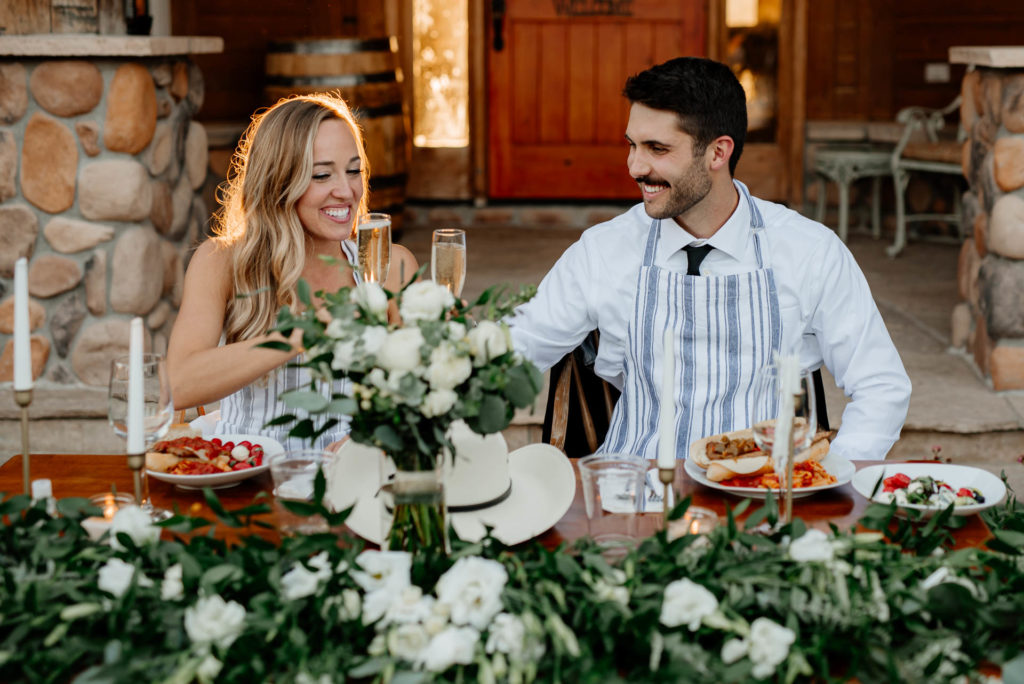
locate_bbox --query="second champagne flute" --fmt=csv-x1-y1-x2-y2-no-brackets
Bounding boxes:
356,212,392,284
108,353,174,521
431,228,467,297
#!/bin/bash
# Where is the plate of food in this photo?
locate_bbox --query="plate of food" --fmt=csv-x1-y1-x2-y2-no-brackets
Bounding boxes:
146,433,283,489
685,427,854,499
851,463,1006,517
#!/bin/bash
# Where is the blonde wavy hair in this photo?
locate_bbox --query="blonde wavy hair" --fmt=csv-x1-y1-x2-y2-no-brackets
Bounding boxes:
212,93,370,343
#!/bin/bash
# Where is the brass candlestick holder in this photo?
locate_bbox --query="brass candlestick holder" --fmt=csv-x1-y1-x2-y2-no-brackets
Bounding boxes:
783,412,797,525
14,389,32,495
659,465,675,528
126,452,145,505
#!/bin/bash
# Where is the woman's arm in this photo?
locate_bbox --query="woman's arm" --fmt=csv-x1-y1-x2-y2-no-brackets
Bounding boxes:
167,240,302,409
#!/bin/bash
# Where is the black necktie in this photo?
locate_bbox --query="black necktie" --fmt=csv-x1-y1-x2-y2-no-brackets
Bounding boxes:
683,244,713,276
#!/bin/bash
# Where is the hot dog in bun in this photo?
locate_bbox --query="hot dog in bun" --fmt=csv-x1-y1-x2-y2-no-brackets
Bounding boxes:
689,426,832,483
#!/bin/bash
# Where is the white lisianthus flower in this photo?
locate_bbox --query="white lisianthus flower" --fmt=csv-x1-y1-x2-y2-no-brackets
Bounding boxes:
361,325,388,355
659,578,719,631
387,623,431,662
98,558,151,598
377,327,425,373
747,617,795,679
196,654,223,683
446,321,467,341
788,528,835,563
422,389,458,418
161,563,184,601
330,339,358,371
382,586,436,626
351,550,413,594
368,634,387,656
426,342,472,390
350,282,389,318
400,281,454,323
485,613,526,656
108,505,160,550
339,589,362,621
324,318,348,339
184,595,246,650
466,321,510,363
593,579,630,607
721,638,748,664
281,564,321,600
365,368,389,392
418,626,479,672
435,557,508,630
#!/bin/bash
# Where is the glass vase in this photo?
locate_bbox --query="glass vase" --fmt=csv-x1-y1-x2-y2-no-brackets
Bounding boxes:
381,453,450,554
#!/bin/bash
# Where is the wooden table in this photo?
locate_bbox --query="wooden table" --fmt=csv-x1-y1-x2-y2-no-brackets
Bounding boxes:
0,454,992,549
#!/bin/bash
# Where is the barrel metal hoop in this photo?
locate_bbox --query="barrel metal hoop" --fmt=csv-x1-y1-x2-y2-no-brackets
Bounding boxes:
267,37,393,54
354,103,404,119
368,174,409,191
266,72,398,88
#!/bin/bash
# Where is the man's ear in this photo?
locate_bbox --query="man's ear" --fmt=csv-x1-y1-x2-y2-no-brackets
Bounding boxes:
707,136,735,172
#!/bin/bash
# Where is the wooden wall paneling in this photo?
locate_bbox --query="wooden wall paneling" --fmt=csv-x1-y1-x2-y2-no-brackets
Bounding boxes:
511,22,540,146
804,0,837,119
471,0,487,200
538,23,568,145
786,0,807,206
567,23,597,145
594,23,626,145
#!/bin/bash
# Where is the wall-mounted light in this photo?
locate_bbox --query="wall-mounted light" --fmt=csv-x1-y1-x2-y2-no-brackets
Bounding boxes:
725,0,759,28
412,0,469,148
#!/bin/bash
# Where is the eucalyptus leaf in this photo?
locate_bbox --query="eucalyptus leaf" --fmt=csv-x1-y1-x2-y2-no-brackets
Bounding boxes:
281,390,330,413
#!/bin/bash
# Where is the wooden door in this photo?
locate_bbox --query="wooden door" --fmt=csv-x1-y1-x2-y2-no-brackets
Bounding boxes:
487,0,706,199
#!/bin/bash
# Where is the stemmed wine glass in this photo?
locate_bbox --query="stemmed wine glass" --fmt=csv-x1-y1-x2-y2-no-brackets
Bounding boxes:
108,353,174,521
356,212,392,284
431,228,467,297
750,364,817,463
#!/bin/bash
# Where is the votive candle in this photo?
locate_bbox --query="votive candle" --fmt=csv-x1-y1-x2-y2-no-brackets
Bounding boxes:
667,506,718,540
657,328,676,469
13,257,31,391
127,317,145,454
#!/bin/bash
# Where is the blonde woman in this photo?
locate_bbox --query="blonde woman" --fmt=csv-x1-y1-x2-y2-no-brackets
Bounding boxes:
168,93,417,451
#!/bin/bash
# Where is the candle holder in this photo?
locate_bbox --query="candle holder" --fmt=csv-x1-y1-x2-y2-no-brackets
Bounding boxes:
667,505,719,540
126,452,145,506
82,491,136,540
783,412,796,525
658,466,675,528
14,389,32,496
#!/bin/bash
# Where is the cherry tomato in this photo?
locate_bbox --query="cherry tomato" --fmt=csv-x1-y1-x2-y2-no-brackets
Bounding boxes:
222,442,235,450
252,454,263,466
231,462,251,471
956,488,975,499
211,438,222,446
239,440,252,448
883,473,911,492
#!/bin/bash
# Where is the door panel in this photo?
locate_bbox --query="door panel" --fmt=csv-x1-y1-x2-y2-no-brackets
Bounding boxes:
488,0,706,199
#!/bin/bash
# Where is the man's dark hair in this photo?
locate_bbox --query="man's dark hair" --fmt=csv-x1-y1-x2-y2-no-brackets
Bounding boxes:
623,57,747,175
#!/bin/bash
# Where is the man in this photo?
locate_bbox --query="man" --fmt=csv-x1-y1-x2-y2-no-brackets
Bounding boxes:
508,57,911,461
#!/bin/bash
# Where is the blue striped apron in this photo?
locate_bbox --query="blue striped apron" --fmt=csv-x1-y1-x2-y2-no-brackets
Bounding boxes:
600,183,782,460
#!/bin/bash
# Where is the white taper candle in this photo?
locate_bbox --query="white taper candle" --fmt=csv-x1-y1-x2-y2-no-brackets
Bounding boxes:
127,317,145,454
658,328,676,469
13,258,32,391
771,355,800,479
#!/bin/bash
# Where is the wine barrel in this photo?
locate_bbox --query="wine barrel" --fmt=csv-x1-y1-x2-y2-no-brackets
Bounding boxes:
265,37,409,235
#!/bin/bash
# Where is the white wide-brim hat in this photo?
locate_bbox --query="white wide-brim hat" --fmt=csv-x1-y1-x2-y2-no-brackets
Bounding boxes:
326,431,576,546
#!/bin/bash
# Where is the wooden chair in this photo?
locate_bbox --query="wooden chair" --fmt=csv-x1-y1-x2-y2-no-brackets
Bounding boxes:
888,95,966,257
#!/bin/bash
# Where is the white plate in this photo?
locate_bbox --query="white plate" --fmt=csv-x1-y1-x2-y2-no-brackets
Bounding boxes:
683,452,856,499
851,463,1006,517
146,434,284,490
327,441,577,546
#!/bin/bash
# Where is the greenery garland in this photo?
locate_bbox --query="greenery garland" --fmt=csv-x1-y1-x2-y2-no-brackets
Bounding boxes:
1,482,1022,683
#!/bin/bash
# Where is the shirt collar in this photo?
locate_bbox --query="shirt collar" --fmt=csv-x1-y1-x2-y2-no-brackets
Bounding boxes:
657,179,751,261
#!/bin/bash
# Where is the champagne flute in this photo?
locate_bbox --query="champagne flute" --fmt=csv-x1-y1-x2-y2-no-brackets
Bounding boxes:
356,212,392,284
108,353,173,521
431,228,467,297
750,364,817,459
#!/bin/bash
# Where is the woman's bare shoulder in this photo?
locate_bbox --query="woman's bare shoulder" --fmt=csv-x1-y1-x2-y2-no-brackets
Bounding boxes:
184,238,234,292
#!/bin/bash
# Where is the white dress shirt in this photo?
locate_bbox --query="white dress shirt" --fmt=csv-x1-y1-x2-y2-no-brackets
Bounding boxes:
509,187,912,460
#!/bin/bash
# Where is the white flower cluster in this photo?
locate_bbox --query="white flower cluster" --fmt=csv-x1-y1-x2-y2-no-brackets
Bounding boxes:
321,281,513,421
659,577,796,679
351,550,542,675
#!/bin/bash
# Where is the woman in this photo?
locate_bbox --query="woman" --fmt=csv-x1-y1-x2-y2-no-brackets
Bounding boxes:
167,93,417,451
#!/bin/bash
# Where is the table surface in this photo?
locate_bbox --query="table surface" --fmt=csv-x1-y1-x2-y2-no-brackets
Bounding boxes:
0,454,992,549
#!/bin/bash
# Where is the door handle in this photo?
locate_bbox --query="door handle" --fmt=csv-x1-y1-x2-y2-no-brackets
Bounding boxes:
492,0,506,51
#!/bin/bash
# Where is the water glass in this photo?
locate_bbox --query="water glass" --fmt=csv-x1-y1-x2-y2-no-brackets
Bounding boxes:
577,453,647,557
269,449,335,535
431,228,467,297
750,365,817,456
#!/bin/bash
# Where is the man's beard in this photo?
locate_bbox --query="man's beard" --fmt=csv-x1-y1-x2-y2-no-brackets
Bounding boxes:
638,157,712,220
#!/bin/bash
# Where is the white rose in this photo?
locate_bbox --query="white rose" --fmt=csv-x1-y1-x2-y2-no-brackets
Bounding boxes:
422,389,458,418
350,282,389,318
351,550,413,594
324,318,348,339
747,617,795,679
435,557,508,631
108,505,160,551
466,321,510,363
418,626,479,672
446,321,467,341
184,595,247,650
659,578,718,631
98,558,150,598
426,342,472,390
721,638,748,664
361,326,389,355
399,281,454,323
387,623,431,662
365,368,389,391
485,613,525,656
593,579,630,607
330,338,359,371
196,655,223,683
788,528,835,563
161,563,184,601
377,327,425,373
382,586,435,626
281,564,322,600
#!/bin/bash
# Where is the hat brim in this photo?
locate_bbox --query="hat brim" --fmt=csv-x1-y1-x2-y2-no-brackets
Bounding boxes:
327,441,576,546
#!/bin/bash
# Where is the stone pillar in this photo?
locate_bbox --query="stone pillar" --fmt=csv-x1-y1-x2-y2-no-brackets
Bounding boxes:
950,47,1024,391
0,35,222,452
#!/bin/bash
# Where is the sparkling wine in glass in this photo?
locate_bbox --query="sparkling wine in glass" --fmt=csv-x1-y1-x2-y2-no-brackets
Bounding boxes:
431,228,467,297
750,364,817,459
356,212,392,284
108,353,173,521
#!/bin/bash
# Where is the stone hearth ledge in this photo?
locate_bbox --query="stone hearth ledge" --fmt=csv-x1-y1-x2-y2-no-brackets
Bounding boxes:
0,35,223,57
949,46,1024,68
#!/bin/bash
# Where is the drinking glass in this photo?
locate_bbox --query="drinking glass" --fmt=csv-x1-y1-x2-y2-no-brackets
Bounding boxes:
356,212,392,284
431,228,467,297
108,353,173,521
750,364,817,457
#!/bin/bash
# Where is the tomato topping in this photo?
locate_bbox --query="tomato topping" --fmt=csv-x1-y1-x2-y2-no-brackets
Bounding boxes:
232,462,252,471
956,488,974,499
252,454,263,466
211,438,222,446
882,473,911,492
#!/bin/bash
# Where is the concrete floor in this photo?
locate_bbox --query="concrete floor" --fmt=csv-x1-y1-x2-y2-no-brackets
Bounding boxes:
401,216,1024,495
